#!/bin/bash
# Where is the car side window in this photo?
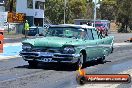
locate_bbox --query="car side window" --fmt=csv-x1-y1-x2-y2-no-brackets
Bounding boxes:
80,29,89,40
92,28,99,40
87,29,94,40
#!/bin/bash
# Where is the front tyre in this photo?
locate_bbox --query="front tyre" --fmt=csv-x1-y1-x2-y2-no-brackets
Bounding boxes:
28,61,38,68
111,46,114,53
78,53,84,67
73,53,85,70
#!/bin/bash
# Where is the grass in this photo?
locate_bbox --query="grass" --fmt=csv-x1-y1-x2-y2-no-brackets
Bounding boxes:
4,31,25,39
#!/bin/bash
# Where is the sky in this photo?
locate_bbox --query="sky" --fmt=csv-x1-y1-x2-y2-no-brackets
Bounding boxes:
93,0,99,3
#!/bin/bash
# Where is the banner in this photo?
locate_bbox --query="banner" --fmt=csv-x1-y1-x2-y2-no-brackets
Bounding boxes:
7,12,26,23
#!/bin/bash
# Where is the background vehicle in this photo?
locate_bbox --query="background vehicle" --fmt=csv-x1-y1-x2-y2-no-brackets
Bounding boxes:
20,24,114,69
22,26,44,36
74,19,110,36
95,22,108,36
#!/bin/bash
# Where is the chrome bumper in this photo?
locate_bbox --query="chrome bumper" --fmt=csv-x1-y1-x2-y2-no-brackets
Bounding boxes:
19,51,80,63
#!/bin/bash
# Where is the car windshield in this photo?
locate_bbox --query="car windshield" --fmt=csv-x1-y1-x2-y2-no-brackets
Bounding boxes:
44,27,86,39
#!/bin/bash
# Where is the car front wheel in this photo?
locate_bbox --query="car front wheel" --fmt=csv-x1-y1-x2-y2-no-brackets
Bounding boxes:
28,61,38,68
73,53,85,70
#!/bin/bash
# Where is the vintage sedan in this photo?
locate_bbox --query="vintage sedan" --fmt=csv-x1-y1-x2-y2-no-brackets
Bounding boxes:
19,24,114,68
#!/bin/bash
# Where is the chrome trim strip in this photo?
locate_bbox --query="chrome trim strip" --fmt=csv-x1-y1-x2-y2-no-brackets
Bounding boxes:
20,51,80,63
20,51,80,57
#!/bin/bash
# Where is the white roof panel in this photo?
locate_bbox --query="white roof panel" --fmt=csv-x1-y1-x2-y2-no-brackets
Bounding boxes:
58,24,95,29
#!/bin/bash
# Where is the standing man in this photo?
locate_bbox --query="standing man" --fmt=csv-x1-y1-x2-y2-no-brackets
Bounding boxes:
24,20,29,38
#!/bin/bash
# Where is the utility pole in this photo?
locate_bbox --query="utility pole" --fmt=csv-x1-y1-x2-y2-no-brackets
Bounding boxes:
94,0,97,27
64,0,66,24
43,2,45,27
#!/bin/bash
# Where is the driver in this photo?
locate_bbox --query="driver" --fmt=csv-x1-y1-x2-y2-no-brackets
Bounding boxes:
80,30,87,39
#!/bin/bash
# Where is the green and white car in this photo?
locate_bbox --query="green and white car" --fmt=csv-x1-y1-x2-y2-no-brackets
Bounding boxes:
20,24,114,68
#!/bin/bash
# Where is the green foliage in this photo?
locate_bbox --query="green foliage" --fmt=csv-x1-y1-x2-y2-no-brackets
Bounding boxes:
102,0,116,5
45,0,64,24
116,0,132,32
68,0,87,19
99,0,132,33
45,0,89,24
5,0,16,12
99,0,116,21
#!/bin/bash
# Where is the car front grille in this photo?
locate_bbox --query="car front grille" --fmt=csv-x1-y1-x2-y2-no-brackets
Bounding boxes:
32,47,62,53
21,53,39,56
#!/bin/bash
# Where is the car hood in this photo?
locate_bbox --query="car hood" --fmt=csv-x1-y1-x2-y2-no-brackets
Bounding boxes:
22,37,84,47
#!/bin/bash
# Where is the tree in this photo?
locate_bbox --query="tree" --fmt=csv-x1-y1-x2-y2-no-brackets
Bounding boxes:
99,0,132,33
5,0,16,12
116,0,132,32
67,0,92,23
45,0,89,24
45,0,65,24
99,0,116,21
86,1,94,19
68,0,87,19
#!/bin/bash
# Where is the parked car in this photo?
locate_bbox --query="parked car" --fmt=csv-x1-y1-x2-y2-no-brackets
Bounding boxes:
22,26,44,36
19,24,114,69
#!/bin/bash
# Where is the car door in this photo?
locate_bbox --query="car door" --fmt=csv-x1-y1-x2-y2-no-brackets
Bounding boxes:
90,28,104,59
100,35,114,55
84,28,101,61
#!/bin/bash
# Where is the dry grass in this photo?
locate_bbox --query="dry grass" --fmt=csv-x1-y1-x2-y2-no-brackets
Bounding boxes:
110,22,118,32
4,32,24,39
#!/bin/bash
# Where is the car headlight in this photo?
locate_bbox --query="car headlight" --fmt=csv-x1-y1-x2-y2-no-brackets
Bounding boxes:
63,46,75,54
22,44,32,50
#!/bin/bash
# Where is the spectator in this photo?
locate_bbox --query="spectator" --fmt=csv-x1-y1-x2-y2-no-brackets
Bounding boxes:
24,20,29,38
80,30,87,39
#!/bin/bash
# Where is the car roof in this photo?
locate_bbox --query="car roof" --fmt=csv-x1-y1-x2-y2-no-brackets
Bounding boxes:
50,24,95,29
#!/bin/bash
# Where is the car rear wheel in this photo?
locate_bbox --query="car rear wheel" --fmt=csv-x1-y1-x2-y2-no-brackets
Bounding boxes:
111,46,114,53
28,61,38,68
97,56,105,63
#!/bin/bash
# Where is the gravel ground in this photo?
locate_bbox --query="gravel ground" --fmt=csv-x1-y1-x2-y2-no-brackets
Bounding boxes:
109,32,132,43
